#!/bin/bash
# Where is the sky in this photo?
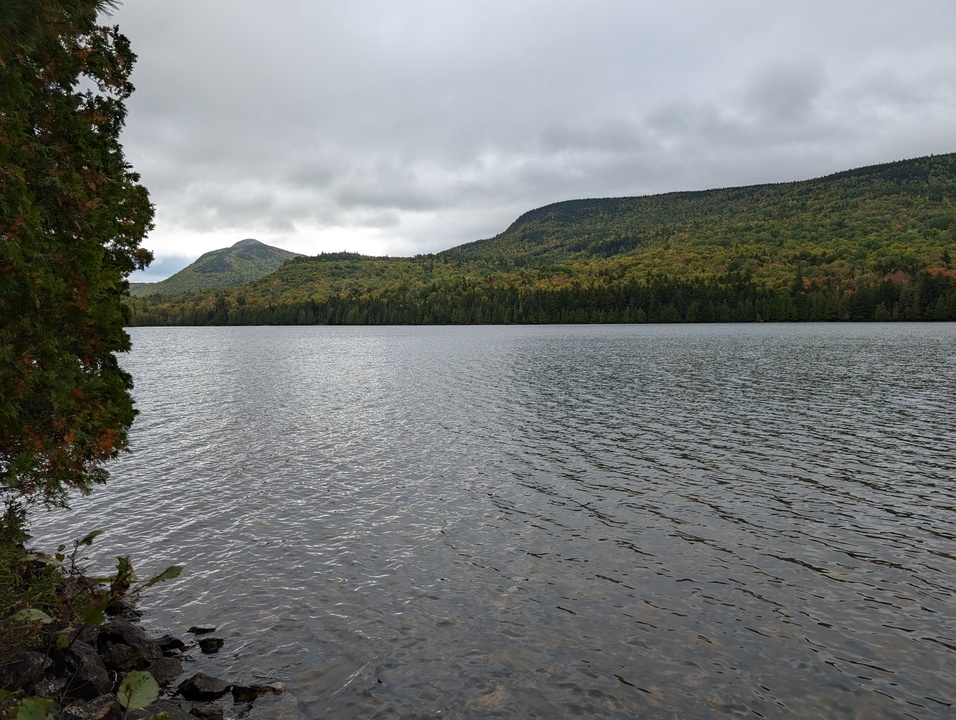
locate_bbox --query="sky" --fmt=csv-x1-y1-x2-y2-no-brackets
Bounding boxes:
104,1,956,282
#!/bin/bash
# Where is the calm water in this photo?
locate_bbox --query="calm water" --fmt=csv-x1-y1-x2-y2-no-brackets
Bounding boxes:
28,324,956,719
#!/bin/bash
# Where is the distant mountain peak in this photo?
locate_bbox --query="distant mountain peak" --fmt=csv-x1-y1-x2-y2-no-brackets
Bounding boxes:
130,239,304,298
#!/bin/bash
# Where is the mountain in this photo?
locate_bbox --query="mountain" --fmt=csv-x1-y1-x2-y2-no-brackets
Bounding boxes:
129,239,303,297
128,154,956,325
440,154,956,269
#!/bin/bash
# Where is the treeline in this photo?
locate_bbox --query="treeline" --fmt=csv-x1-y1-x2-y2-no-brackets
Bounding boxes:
126,154,956,325
128,270,956,326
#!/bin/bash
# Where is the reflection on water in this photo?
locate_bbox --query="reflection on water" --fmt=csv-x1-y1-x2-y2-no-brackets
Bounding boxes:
29,323,956,718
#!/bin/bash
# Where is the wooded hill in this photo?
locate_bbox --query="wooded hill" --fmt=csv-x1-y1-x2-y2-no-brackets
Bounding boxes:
128,154,956,325
129,238,302,297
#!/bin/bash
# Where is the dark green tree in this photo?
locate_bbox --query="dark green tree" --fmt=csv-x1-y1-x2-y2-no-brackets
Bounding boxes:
1,0,153,507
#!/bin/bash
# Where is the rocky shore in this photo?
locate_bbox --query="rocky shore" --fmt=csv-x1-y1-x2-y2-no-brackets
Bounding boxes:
0,615,288,719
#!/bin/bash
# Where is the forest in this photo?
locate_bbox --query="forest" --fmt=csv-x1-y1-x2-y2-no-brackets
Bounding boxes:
128,153,956,325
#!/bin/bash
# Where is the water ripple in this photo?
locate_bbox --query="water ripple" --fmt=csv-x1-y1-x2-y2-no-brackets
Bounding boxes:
28,323,956,718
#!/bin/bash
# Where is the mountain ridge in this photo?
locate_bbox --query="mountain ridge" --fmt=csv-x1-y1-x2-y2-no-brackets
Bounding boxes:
128,153,956,325
439,153,956,267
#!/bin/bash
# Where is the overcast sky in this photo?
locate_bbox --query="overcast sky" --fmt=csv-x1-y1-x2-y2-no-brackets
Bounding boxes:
107,1,956,282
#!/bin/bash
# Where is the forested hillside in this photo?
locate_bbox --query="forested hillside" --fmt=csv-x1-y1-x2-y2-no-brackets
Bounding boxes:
129,154,956,325
129,238,302,297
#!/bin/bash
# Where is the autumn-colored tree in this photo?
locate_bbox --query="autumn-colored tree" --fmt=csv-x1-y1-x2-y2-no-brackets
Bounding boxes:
0,0,153,506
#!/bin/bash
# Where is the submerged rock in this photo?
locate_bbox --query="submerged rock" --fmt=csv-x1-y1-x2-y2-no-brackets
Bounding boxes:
187,624,217,635
178,672,232,701
187,701,225,720
198,637,224,654
231,682,285,703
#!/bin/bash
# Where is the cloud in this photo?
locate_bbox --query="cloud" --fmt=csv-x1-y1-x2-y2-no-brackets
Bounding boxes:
111,0,956,280
131,253,194,284
743,63,827,124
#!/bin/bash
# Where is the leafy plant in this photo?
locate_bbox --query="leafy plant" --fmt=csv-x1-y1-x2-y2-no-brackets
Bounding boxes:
11,697,54,720
1,524,183,718
116,670,160,714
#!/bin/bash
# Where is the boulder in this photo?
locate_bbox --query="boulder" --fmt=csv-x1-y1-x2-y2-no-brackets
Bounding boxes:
101,641,161,672
0,651,51,693
157,634,187,655
60,694,122,720
129,699,194,720
188,701,225,720
178,672,231,701
98,618,150,648
32,675,66,700
62,641,112,701
146,656,184,687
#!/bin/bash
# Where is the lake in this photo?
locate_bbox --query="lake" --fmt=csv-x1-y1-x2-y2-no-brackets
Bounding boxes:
28,323,956,718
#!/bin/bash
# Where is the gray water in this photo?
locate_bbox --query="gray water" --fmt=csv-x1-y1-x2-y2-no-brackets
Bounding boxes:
28,323,956,719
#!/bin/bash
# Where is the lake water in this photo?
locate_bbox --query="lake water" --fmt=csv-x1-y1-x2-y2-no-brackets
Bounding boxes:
28,323,956,719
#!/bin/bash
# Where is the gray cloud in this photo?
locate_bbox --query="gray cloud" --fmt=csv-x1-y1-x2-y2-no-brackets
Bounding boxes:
110,0,956,279
132,253,194,284
743,63,827,124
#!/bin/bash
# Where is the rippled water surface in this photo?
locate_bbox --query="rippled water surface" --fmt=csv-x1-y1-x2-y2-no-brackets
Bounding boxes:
29,324,956,718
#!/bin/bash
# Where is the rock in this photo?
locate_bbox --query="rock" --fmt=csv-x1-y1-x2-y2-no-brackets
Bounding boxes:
129,699,194,720
0,650,51,693
32,675,66,699
98,617,150,648
230,685,258,703
101,640,161,672
75,624,100,645
187,624,216,635
189,701,225,720
231,683,285,702
471,685,507,712
60,694,122,720
178,672,231,701
157,634,187,654
62,641,112,701
198,637,224,654
236,690,301,720
105,595,142,621
146,656,184,687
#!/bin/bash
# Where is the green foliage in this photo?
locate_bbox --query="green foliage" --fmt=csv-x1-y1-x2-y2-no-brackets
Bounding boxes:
11,609,54,625
1,528,182,720
0,509,71,664
116,670,159,711
129,154,956,327
129,238,303,297
144,564,183,587
1,514,183,676
0,0,154,506
12,697,54,720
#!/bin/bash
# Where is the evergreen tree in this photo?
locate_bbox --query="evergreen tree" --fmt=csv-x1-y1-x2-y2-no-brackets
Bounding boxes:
1,1,153,506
